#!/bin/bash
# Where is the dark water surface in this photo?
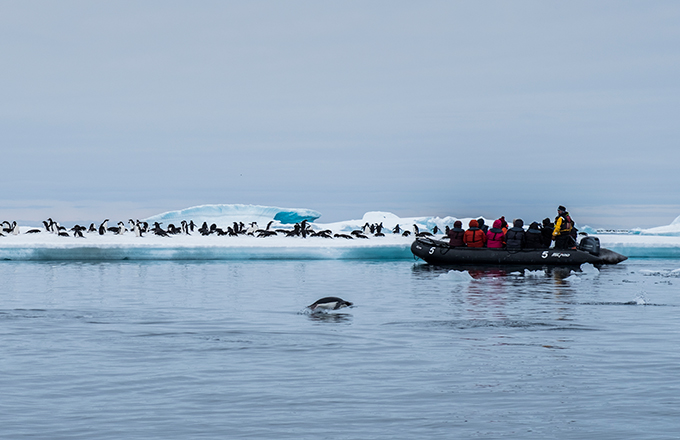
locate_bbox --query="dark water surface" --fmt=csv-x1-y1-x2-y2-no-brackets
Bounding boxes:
1,259,679,439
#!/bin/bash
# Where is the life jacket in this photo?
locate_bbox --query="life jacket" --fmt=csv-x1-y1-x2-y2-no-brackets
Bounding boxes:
505,227,525,250
554,213,573,237
486,219,505,248
464,228,487,248
447,228,465,247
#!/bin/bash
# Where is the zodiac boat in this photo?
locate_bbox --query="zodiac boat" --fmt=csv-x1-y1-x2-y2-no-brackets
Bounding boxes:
411,236,627,266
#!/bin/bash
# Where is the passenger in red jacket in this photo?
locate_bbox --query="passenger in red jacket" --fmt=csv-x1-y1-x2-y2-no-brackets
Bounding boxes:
464,219,487,248
486,219,505,248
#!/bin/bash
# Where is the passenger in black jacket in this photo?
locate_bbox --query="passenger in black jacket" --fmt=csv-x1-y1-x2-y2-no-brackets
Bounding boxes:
541,218,554,248
525,222,545,249
477,218,489,234
505,219,526,250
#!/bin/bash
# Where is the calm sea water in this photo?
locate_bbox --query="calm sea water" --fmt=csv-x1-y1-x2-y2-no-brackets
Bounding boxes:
1,258,679,439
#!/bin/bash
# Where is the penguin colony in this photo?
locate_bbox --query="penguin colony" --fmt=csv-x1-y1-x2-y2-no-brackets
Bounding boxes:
1,218,445,239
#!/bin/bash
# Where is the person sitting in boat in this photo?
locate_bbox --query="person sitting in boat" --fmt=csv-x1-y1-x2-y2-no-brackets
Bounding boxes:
505,218,526,250
499,216,508,234
464,219,487,248
447,220,465,247
486,219,505,248
552,205,575,249
541,218,554,248
525,221,545,249
477,218,489,234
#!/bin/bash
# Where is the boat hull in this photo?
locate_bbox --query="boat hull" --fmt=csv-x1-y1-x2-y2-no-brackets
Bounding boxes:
411,238,627,266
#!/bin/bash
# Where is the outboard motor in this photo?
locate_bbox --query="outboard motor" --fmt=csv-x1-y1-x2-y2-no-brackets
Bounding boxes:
579,236,600,256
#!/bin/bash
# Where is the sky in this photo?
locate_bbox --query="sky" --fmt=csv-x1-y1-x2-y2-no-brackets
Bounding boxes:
1,1,679,228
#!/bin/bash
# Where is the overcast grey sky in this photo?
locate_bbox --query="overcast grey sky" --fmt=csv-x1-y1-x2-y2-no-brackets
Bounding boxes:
1,1,679,228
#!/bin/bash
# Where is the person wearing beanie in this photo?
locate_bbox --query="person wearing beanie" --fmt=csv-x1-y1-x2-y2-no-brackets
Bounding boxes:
505,218,526,250
477,218,489,234
486,219,505,248
464,219,487,248
553,206,575,249
447,220,465,247
525,221,545,249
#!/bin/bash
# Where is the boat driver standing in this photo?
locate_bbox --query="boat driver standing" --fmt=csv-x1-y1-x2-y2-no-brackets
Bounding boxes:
552,205,575,249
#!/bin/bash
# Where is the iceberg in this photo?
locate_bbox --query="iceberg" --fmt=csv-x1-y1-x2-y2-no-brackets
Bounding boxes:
145,204,321,226
639,214,680,236
2,204,680,261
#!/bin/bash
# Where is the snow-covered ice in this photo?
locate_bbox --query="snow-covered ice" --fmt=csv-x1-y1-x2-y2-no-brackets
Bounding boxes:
2,204,680,261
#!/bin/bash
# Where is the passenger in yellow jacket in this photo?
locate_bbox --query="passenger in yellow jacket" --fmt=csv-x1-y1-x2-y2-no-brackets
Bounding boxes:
553,205,575,249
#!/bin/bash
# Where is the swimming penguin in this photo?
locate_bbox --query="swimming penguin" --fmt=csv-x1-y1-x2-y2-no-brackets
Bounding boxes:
307,297,353,311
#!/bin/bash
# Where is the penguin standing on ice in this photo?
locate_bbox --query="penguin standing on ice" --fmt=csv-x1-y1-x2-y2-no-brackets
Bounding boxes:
307,297,353,311
99,219,109,235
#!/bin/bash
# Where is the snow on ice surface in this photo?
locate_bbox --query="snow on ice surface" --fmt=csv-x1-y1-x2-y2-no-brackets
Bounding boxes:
2,204,680,261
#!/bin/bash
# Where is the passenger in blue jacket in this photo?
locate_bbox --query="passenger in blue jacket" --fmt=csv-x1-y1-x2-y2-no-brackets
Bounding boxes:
505,219,526,250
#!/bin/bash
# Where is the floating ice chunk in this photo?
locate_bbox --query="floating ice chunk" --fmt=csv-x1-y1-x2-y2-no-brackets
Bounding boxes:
438,270,474,282
564,274,582,283
580,263,600,276
634,292,649,305
639,268,680,278
524,269,545,277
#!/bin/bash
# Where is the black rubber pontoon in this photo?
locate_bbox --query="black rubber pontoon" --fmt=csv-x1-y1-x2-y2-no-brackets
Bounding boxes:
411,236,627,266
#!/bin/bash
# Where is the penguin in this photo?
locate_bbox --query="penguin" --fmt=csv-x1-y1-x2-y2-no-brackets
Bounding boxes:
392,224,401,234
333,233,353,239
152,222,169,237
310,230,332,238
26,229,41,234
246,222,258,236
116,221,126,235
133,222,143,237
413,224,420,234
432,225,439,234
307,297,353,311
11,221,19,235
181,220,190,235
99,219,109,235
88,223,97,233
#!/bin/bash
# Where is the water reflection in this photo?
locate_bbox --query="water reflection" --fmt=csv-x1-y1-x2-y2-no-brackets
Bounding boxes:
307,311,353,323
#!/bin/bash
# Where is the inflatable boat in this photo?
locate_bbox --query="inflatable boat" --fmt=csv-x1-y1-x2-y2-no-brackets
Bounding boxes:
411,236,627,266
